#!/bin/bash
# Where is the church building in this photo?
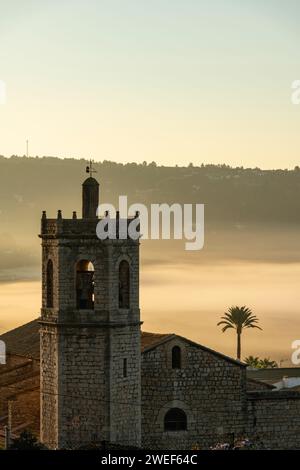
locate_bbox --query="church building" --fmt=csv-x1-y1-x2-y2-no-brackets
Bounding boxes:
1,172,300,450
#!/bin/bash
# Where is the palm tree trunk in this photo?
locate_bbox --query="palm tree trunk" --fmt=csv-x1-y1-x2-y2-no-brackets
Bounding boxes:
237,332,241,360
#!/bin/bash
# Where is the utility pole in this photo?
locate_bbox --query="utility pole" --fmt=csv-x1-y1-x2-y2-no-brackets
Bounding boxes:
4,425,10,450
6,399,14,449
26,139,29,158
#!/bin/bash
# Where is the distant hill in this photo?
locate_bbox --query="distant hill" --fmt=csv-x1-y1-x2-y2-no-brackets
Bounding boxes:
1,155,300,228
0,155,300,281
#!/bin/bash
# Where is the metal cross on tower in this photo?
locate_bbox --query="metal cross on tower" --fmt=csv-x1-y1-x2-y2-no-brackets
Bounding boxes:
86,159,97,178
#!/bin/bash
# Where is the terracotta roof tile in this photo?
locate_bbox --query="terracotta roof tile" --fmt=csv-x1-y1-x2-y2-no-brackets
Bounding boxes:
0,319,173,359
0,320,40,360
0,320,245,367
141,332,174,352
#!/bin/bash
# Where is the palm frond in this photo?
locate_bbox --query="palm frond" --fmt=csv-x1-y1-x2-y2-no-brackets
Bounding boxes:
218,306,262,333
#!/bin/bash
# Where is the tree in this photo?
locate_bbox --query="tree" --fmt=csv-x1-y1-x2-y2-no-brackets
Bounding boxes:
258,358,278,369
244,356,278,369
217,306,262,360
244,355,260,368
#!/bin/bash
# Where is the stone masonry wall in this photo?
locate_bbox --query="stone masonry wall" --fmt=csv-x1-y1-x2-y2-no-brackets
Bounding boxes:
141,337,300,450
107,241,141,447
57,326,109,448
141,337,247,450
246,391,300,449
40,325,58,448
109,325,141,447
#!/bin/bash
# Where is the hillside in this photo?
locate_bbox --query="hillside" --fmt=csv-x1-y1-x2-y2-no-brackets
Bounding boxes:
1,156,300,227
0,155,300,282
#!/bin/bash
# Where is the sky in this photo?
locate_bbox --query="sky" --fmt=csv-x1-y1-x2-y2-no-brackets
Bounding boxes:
0,0,300,168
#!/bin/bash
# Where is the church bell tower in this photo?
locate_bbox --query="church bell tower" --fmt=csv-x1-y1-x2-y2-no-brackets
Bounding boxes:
39,165,141,449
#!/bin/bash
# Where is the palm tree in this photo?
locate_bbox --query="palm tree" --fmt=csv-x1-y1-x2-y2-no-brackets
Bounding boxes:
217,306,262,360
244,356,278,369
244,355,260,368
258,358,278,369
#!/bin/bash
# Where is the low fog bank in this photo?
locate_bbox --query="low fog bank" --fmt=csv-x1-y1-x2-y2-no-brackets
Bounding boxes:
1,224,299,283
0,232,39,283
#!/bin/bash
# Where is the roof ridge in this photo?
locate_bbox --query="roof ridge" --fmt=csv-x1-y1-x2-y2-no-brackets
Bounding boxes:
174,334,246,367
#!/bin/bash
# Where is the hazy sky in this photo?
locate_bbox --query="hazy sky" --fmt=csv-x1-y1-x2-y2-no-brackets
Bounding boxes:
0,0,300,168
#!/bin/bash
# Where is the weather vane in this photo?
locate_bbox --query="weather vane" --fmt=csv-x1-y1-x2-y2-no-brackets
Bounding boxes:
86,158,97,178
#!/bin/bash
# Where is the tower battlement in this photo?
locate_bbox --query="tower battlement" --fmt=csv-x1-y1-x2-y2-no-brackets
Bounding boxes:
40,212,140,239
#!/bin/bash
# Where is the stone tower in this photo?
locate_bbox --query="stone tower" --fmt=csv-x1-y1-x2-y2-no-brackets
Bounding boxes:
39,173,141,449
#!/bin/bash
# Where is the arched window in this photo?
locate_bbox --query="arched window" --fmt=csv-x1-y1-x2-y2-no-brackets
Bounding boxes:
164,408,187,432
172,346,181,369
76,260,95,309
119,260,130,308
46,259,54,308
123,358,127,378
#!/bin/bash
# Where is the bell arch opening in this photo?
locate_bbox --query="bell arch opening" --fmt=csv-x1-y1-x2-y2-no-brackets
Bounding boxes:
76,260,95,309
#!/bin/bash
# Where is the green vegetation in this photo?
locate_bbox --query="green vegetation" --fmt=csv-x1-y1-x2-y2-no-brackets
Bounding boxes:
244,356,278,369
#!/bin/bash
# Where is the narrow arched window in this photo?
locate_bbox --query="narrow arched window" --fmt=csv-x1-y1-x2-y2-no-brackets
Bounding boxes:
76,260,95,309
164,408,187,432
46,260,54,308
172,346,181,369
119,260,130,308
123,358,127,378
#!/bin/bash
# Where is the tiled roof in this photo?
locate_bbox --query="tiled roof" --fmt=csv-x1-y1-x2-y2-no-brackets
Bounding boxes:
247,368,300,385
0,320,40,359
0,319,246,368
0,319,173,359
0,319,245,367
141,332,175,352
